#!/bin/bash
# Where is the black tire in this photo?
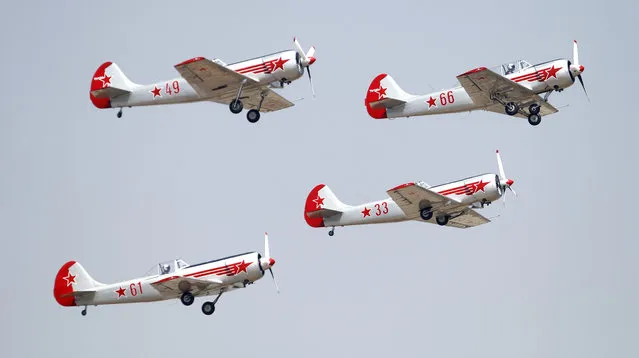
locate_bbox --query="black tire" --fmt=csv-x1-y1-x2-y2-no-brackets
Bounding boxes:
436,215,449,226
419,207,433,221
81,309,87,316
528,114,541,126
529,103,541,115
229,100,243,114
117,111,122,118
505,102,519,116
201,301,215,315
247,109,260,123
180,292,195,306
328,230,334,237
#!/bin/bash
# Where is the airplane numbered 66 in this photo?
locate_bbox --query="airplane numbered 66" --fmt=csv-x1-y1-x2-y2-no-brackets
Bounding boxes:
53,233,278,316
304,151,516,236
365,41,587,126
89,38,316,123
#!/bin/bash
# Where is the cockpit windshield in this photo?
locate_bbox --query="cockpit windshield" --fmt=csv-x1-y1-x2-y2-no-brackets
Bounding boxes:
499,59,532,76
145,259,190,277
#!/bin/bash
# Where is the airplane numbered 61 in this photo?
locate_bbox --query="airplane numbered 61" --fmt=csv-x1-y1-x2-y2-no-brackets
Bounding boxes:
304,151,516,236
53,233,278,316
89,38,316,123
365,41,587,126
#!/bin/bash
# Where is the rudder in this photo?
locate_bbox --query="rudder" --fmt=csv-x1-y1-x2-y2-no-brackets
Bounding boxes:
53,261,102,307
89,62,137,109
364,73,413,119
304,184,348,228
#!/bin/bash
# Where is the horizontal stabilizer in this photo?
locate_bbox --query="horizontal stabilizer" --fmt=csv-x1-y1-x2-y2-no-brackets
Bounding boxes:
368,97,406,109
90,87,131,99
306,208,343,219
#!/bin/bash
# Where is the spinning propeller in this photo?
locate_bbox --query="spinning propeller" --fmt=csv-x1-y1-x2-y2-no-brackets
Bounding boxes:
496,150,516,206
261,232,279,293
293,37,317,97
570,40,589,101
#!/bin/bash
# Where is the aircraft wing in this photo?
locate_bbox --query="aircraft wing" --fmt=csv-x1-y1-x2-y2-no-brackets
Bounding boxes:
151,275,223,295
386,182,489,228
174,57,294,112
456,67,559,117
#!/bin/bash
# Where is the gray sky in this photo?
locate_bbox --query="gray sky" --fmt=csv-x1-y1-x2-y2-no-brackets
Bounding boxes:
1,1,637,357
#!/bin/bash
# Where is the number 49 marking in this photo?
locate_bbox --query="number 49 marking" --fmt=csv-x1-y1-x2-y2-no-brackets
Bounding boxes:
165,81,180,95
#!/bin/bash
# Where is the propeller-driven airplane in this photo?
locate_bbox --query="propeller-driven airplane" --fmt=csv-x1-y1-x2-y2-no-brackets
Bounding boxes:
365,41,587,126
304,151,516,236
54,233,278,316
90,38,316,123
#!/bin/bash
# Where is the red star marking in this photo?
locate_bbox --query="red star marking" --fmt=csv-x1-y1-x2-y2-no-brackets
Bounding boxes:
116,287,126,297
62,272,76,287
546,66,561,79
313,195,325,209
235,260,251,274
151,86,161,97
272,57,290,71
369,86,387,100
361,207,371,218
475,180,489,192
427,96,437,108
93,75,111,88
199,67,207,72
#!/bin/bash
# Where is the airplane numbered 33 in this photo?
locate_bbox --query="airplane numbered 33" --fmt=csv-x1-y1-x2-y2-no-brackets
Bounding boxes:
304,151,516,236
89,38,316,123
53,233,278,316
365,41,587,126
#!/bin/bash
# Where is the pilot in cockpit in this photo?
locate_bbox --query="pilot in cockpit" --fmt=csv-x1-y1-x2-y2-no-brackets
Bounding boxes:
160,264,171,275
505,63,516,75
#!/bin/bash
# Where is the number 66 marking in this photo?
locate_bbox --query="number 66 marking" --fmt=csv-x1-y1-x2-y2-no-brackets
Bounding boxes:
439,91,455,106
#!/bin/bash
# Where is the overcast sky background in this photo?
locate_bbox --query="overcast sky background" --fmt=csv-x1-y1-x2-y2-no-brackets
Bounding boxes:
1,1,637,357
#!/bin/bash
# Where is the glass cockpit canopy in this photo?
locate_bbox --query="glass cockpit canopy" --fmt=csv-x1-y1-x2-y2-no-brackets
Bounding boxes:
145,259,190,276
495,59,532,76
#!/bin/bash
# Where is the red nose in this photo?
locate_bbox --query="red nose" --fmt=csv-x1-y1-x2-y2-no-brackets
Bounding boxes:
308,57,316,65
506,179,514,186
579,65,584,73
269,258,276,267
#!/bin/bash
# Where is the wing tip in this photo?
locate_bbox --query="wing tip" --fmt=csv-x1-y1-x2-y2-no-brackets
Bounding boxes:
388,182,415,192
175,56,205,67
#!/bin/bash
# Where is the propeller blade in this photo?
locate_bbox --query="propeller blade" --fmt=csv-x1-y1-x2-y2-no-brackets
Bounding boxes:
293,37,309,65
577,75,590,102
508,186,518,197
306,46,315,60
269,269,280,293
573,40,580,67
496,150,506,180
264,232,270,261
307,66,315,98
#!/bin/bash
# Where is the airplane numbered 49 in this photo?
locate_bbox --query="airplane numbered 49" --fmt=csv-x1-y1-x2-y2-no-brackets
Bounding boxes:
304,151,516,236
53,233,278,316
89,38,316,123
365,41,587,126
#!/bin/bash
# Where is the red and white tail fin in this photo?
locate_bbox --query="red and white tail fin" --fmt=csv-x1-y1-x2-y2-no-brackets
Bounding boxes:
89,62,138,109
364,73,413,119
304,184,349,228
53,261,103,307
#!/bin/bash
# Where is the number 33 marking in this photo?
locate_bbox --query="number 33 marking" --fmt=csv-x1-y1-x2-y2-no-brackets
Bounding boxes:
374,202,389,216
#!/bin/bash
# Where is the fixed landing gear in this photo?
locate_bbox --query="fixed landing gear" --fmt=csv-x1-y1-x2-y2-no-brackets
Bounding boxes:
247,109,260,123
328,227,335,236
528,113,541,126
229,99,243,114
201,291,224,316
116,108,123,118
419,207,433,221
180,292,195,306
505,102,519,116
436,215,450,226
81,306,87,316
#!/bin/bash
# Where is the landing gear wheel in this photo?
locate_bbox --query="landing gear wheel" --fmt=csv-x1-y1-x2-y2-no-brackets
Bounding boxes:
229,100,243,114
201,301,215,315
81,307,87,316
117,108,123,118
180,292,195,306
419,207,433,221
528,113,541,126
246,109,260,123
436,215,450,226
505,102,519,116
529,103,541,115
328,228,335,237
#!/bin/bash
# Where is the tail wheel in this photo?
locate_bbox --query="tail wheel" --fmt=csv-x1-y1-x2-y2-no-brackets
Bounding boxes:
505,102,519,116
180,292,195,306
529,103,541,115
201,301,215,315
528,114,541,126
247,109,260,123
436,215,449,226
419,207,433,221
229,100,243,114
